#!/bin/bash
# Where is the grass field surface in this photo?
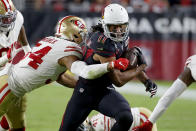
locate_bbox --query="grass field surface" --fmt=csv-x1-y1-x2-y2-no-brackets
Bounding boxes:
25,81,196,131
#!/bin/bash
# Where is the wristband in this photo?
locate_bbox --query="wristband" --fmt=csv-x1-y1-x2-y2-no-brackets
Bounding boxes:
111,61,114,68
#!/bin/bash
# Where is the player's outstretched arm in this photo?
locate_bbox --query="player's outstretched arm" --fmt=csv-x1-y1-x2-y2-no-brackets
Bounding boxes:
58,55,129,80
56,71,78,88
71,57,129,79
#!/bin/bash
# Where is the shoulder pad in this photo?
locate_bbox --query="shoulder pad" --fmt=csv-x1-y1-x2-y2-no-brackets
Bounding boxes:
88,32,115,57
91,32,109,45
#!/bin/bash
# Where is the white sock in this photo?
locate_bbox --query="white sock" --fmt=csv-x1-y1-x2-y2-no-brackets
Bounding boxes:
149,78,187,123
0,125,7,131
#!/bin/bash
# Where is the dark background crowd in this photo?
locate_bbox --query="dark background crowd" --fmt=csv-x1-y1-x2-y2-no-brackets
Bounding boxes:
11,0,196,81
13,0,196,13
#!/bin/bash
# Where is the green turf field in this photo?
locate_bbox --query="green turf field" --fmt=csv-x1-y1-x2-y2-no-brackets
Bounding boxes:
25,82,196,131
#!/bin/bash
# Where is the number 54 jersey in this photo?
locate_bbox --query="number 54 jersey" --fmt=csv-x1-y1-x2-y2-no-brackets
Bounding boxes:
8,36,82,97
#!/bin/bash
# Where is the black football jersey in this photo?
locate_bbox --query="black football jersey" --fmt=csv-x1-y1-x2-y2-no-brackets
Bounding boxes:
80,31,129,88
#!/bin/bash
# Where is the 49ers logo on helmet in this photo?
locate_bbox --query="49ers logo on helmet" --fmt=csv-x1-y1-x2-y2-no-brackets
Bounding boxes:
74,20,85,29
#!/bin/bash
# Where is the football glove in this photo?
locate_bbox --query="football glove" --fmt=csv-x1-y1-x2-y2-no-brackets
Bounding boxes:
111,58,129,71
144,79,157,97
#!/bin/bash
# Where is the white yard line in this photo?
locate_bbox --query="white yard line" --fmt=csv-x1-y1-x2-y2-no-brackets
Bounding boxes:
53,81,196,101
116,82,196,101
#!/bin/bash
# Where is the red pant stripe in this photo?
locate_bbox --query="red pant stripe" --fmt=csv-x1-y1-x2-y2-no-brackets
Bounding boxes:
0,83,8,93
0,84,10,104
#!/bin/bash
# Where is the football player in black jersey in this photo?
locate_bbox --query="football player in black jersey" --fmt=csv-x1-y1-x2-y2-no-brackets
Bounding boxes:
59,3,157,131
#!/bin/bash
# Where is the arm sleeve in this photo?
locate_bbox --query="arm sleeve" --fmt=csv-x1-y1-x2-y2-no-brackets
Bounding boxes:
71,61,109,79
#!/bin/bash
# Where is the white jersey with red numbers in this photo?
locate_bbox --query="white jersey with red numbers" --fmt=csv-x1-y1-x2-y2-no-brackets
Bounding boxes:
0,10,24,74
185,55,196,80
8,36,82,97
89,108,147,131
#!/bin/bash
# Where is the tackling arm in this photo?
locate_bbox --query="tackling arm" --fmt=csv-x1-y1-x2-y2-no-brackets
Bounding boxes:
56,71,78,88
71,60,109,79
58,55,110,79
58,55,129,80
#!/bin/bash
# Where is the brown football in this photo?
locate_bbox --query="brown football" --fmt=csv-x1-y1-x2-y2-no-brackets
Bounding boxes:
122,47,138,70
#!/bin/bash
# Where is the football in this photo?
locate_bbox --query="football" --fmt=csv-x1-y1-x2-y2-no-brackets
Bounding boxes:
122,47,138,70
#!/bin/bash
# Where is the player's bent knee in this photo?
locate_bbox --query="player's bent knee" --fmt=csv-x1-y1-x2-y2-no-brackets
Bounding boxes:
116,110,133,127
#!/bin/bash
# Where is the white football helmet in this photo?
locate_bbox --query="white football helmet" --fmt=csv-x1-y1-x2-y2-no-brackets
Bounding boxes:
102,4,129,42
0,0,17,32
56,16,88,44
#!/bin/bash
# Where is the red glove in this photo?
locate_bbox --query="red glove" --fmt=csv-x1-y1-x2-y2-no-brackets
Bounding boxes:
112,58,129,71
7,48,12,60
132,120,153,131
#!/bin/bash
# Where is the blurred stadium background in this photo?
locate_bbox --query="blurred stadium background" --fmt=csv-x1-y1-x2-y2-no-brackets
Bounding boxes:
12,0,196,130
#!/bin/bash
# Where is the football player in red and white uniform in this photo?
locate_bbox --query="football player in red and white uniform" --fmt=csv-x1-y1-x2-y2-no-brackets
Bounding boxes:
77,107,158,131
0,15,130,131
132,56,196,131
0,0,31,131
0,0,31,75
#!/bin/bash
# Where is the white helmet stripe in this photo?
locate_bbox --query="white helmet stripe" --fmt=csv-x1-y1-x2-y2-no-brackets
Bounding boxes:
57,17,66,34
1,0,11,12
